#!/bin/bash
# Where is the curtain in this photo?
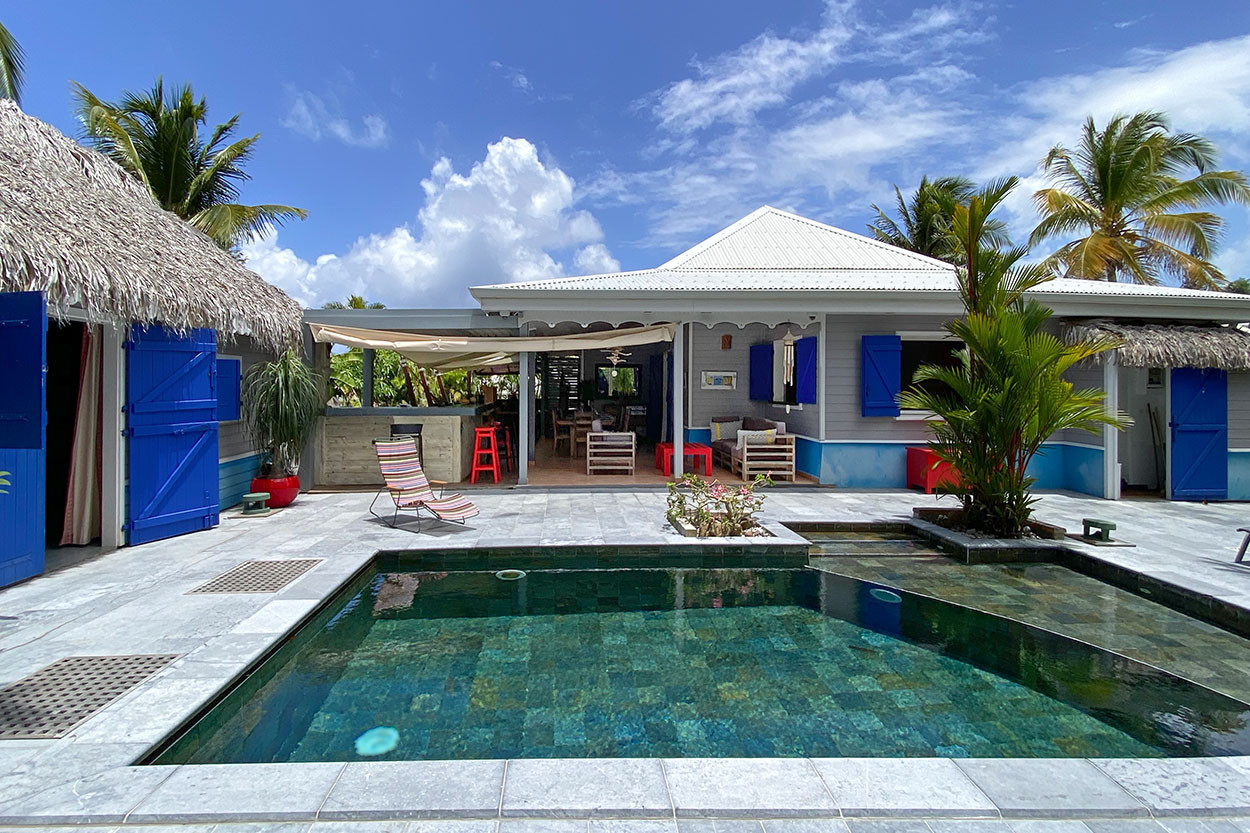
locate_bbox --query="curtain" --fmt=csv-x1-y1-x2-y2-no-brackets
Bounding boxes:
60,325,102,546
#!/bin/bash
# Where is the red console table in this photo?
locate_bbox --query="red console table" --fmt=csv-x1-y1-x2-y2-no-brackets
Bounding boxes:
656,442,713,476
906,446,959,493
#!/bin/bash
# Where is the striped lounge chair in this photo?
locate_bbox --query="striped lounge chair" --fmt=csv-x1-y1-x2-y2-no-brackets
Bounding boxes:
369,437,480,531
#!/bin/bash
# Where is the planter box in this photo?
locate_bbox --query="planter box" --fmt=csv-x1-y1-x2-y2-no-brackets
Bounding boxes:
669,517,773,539
907,508,1067,564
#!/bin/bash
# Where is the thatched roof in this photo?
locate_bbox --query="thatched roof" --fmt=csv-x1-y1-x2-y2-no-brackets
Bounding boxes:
1066,320,1250,370
0,100,300,352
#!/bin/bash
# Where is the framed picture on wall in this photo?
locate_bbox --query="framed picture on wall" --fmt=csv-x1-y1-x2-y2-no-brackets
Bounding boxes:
700,371,737,390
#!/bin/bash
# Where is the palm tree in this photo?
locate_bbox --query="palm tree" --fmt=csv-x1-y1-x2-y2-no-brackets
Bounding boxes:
1030,111,1250,289
0,21,24,103
868,176,1005,263
73,78,306,251
901,177,1128,537
1226,278,1250,295
323,295,385,310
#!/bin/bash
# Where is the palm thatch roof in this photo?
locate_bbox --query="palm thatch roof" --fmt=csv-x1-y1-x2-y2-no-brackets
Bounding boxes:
0,100,300,352
1066,320,1250,370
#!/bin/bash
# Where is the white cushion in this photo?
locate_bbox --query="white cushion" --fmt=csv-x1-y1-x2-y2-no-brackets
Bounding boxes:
737,428,776,448
712,419,742,441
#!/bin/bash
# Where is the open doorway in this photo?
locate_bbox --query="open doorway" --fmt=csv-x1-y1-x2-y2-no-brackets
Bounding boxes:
1118,366,1167,496
45,321,103,565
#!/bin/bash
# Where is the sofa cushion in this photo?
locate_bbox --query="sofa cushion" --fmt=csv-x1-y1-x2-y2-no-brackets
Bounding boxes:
710,418,742,442
737,428,777,448
742,416,785,433
711,438,736,457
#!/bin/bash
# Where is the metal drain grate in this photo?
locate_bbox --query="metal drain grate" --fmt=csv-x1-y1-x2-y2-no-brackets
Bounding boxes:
187,558,323,594
0,655,179,739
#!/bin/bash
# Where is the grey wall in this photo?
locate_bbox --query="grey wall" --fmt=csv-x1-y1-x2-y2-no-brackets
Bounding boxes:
218,335,271,461
686,322,820,436
1229,371,1250,447
1054,362,1108,448
824,313,947,442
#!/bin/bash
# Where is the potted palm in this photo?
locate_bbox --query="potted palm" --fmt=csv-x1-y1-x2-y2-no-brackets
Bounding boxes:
241,348,322,508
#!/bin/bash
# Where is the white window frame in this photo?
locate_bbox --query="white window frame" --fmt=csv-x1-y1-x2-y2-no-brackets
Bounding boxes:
895,331,961,421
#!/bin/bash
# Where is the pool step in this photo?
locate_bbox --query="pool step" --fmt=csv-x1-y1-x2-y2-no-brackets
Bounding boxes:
806,537,946,557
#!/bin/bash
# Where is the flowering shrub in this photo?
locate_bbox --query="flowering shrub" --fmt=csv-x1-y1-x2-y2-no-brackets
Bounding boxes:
666,472,772,537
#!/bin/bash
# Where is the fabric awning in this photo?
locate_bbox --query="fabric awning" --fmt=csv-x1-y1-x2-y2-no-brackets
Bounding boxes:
308,321,675,369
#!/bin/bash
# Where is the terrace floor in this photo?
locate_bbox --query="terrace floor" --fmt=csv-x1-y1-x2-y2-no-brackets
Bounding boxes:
0,487,1249,829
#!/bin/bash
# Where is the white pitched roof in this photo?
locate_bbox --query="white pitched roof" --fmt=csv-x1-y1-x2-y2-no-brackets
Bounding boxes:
469,205,1250,321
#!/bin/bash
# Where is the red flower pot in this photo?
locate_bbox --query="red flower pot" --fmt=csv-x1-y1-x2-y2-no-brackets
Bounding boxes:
250,475,301,508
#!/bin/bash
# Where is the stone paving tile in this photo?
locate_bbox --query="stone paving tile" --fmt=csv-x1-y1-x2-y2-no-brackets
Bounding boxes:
128,762,346,823
319,760,505,820
502,759,671,818
1092,759,1250,816
926,823,1014,833
498,821,589,833
760,821,850,833
589,820,680,833
811,758,997,818
308,822,410,833
0,764,176,825
1005,822,1092,833
1082,822,1168,833
663,758,837,818
843,821,931,833
404,821,500,833
952,760,1146,819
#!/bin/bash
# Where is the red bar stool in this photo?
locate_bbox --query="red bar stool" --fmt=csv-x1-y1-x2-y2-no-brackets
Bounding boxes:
495,425,516,473
471,426,501,484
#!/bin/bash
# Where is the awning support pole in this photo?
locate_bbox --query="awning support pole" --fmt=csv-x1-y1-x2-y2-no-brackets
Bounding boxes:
673,322,684,478
362,348,375,407
518,350,530,485
1103,351,1120,500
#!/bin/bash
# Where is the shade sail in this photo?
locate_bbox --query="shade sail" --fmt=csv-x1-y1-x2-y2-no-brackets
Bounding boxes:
308,322,675,369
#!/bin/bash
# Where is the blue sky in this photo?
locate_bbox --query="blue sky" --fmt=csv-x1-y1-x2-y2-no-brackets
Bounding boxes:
9,1,1250,308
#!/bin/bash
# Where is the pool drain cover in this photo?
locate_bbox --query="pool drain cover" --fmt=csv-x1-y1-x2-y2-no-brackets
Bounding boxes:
188,559,323,594
0,654,179,739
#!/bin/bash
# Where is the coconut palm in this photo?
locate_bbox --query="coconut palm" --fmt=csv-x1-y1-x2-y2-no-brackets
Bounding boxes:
1030,111,1250,289
868,176,1006,263
902,177,1129,537
72,78,306,251
0,21,24,103
323,295,385,310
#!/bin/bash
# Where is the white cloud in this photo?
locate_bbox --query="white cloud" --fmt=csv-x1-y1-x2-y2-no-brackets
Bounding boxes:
489,60,533,93
281,91,390,149
243,137,615,307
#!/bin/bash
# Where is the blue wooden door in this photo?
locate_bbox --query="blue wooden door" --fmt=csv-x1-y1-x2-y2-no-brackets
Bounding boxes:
1170,367,1228,501
126,325,220,545
0,292,46,586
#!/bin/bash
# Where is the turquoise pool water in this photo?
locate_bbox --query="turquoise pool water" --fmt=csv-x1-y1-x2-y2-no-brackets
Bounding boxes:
152,564,1250,763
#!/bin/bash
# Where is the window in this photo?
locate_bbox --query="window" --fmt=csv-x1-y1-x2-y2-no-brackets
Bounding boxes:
752,336,818,405
595,363,639,397
217,356,242,422
900,338,961,405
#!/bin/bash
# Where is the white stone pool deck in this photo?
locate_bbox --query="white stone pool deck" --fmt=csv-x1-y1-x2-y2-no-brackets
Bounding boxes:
0,488,1248,830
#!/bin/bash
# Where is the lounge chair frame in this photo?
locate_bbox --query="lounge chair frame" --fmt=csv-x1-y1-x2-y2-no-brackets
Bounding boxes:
369,437,479,533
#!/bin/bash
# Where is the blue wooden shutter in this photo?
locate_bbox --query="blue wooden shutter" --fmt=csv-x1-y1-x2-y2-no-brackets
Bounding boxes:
795,336,818,404
1170,367,1227,501
217,358,241,421
0,291,47,587
126,325,220,545
861,335,901,417
749,343,773,402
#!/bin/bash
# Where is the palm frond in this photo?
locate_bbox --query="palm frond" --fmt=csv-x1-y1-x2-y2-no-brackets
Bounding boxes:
0,21,25,103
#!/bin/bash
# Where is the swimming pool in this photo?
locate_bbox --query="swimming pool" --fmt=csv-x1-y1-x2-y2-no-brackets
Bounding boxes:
149,558,1250,764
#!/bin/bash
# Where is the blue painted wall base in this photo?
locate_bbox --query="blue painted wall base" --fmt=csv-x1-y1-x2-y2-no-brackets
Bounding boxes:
219,453,263,510
1229,450,1250,501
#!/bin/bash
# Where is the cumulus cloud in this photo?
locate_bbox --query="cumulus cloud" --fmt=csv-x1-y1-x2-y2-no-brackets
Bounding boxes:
243,137,615,308
281,91,390,149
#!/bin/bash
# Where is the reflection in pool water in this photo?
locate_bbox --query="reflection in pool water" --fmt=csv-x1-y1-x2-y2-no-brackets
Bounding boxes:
150,565,1250,764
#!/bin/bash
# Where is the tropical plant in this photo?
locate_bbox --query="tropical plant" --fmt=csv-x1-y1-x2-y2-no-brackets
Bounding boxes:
0,21,25,103
323,295,384,311
1226,278,1250,295
0,470,10,495
1030,111,1250,289
666,473,771,537
241,348,322,477
73,78,306,251
900,177,1130,537
868,176,1005,263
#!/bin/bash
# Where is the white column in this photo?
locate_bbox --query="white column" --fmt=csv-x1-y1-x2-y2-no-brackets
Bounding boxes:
518,351,530,485
817,315,827,441
672,322,684,477
101,324,126,550
1103,351,1120,500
